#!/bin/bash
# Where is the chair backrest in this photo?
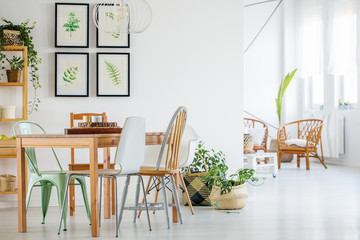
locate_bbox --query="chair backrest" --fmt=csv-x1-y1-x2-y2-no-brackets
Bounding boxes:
243,118,268,147
70,112,107,128
156,106,187,171
114,116,145,174
178,125,200,168
13,121,63,176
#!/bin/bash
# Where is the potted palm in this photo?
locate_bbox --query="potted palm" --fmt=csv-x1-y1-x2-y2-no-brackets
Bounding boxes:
202,165,264,210
6,56,24,82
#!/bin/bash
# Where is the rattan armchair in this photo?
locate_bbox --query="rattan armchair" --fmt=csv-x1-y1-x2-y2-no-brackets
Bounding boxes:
277,119,327,170
244,118,268,162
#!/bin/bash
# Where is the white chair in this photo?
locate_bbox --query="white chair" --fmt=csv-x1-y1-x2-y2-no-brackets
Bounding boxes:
58,117,151,237
138,124,200,217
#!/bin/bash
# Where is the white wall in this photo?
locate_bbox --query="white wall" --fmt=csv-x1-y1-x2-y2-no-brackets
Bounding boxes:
0,0,243,207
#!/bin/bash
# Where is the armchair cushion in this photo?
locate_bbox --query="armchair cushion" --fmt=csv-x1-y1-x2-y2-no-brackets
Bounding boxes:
248,128,266,146
284,139,307,148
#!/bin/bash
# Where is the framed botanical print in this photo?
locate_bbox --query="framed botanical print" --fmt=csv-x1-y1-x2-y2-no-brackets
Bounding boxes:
96,53,130,97
95,4,130,48
55,3,89,48
55,52,89,97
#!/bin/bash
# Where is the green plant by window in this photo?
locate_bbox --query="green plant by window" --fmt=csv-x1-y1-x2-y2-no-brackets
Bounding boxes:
275,68,297,126
63,12,80,38
0,18,42,114
6,56,24,70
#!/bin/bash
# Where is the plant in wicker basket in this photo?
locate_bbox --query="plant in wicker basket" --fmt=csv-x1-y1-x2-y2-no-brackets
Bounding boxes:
201,165,264,210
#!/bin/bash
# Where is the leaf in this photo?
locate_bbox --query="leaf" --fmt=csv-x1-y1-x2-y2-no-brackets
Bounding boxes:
62,66,78,84
105,61,121,86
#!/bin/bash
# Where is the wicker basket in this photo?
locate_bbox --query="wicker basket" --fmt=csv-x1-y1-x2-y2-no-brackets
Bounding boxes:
0,174,16,192
209,184,248,210
244,134,254,154
3,30,23,46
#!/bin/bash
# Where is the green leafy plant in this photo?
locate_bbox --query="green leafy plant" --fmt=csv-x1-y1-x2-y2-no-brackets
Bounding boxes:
275,68,297,125
0,18,42,114
6,56,24,70
63,12,80,37
63,67,78,84
181,141,227,174
105,61,121,86
202,166,263,195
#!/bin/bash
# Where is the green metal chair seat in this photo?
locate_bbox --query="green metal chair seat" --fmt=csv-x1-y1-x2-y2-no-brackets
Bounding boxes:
13,121,91,231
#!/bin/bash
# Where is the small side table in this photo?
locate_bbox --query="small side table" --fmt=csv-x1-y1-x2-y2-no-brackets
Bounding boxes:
244,152,278,178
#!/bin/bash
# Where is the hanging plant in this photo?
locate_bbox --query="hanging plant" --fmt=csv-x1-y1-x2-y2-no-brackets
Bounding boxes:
0,18,42,114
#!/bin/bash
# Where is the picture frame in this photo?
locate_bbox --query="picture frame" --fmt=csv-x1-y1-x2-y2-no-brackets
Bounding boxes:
55,3,89,48
55,52,89,97
97,53,130,97
95,4,130,48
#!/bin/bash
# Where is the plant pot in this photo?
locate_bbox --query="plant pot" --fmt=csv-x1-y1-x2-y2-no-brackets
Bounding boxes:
209,184,248,210
269,139,294,162
6,70,21,82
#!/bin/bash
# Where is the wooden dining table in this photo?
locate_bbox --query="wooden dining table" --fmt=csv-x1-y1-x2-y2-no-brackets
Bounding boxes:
16,132,178,237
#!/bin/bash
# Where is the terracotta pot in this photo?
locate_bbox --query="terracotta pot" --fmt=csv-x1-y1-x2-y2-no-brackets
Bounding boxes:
209,184,248,210
6,70,21,82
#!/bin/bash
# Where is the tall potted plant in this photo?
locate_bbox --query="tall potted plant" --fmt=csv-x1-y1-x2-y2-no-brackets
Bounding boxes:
0,18,42,114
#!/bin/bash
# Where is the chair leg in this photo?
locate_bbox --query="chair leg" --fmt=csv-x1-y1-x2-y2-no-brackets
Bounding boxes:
40,181,53,224
26,179,36,211
179,173,194,215
297,155,300,168
278,152,282,169
58,175,72,234
137,176,152,218
118,176,130,228
161,176,170,229
306,152,310,170
112,178,116,215
99,176,103,227
319,138,327,169
139,175,152,231
113,177,119,238
170,175,183,224
133,176,141,223
69,179,75,216
76,177,91,224
153,177,160,214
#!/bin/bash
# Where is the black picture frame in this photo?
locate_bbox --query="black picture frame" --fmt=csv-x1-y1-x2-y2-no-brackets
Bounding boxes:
55,3,89,48
55,52,89,97
96,52,130,97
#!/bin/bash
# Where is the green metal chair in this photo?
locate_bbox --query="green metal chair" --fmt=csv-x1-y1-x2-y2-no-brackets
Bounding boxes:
13,120,91,230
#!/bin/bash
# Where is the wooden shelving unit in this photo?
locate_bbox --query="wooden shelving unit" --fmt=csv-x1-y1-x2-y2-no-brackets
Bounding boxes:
0,46,28,195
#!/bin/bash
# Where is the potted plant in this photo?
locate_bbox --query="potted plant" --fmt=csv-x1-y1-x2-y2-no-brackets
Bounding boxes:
202,164,264,210
5,56,24,82
0,18,42,114
269,69,297,162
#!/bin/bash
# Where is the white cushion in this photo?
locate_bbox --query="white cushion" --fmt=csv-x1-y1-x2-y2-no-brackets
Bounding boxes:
248,128,265,146
284,139,307,148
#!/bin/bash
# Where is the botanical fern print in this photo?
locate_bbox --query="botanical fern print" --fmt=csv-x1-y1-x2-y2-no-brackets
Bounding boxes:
63,67,79,84
105,12,121,39
105,61,121,86
63,12,80,37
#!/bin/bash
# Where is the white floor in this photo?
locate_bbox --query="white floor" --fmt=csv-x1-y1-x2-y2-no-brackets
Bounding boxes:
1,160,360,240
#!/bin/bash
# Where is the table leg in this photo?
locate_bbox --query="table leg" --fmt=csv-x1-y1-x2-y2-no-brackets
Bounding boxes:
89,138,100,237
17,138,26,232
103,147,111,219
172,172,179,223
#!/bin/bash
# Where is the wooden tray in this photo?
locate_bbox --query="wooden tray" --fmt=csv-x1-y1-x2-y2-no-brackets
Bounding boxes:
78,122,117,128
65,127,122,135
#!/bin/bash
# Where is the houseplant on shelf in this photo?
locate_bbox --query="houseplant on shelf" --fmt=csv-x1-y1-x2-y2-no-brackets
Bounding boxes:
0,18,42,114
5,56,24,82
201,164,264,210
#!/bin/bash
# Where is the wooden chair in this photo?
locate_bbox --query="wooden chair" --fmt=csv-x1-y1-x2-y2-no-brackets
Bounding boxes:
69,112,116,216
244,118,268,162
277,119,327,170
137,106,188,228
